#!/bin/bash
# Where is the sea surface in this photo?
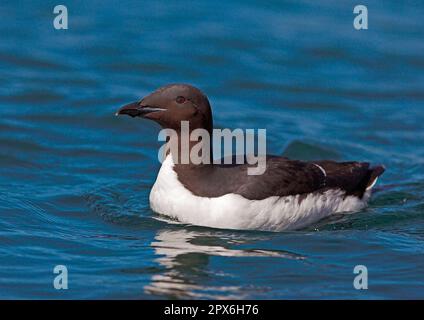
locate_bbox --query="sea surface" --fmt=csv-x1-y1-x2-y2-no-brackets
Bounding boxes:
1,0,424,299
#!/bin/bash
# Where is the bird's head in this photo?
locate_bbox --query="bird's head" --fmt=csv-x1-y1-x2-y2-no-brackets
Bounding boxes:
116,84,213,134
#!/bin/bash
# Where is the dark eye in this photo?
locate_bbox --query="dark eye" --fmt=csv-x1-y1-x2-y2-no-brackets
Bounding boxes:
176,96,186,104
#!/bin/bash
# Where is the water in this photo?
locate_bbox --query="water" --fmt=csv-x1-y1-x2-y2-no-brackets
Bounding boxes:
1,0,424,299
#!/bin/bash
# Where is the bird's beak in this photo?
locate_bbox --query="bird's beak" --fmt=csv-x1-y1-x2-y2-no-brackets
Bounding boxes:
115,101,166,118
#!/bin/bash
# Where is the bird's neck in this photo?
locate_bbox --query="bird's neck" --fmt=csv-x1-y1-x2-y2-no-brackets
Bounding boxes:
163,130,213,165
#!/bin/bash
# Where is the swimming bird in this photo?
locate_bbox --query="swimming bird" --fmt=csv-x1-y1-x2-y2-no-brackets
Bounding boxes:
116,84,385,231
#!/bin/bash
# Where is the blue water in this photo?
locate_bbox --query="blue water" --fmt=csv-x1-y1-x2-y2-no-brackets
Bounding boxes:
1,0,424,299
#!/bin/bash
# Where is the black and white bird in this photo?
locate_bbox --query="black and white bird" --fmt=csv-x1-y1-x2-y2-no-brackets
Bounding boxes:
117,84,385,231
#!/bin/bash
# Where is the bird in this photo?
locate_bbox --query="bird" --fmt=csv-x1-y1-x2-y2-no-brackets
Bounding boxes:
116,84,385,232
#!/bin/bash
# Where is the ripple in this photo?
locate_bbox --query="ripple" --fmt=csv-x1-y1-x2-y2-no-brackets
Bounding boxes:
0,52,71,71
84,184,158,228
282,140,342,161
144,228,304,299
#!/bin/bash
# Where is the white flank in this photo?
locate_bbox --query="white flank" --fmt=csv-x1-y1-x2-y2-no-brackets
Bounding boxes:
149,156,372,232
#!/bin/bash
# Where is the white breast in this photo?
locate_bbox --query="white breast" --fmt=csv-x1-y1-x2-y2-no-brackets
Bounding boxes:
149,156,371,232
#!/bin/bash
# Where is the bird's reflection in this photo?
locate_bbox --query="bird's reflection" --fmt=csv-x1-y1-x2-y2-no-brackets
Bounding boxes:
144,227,304,299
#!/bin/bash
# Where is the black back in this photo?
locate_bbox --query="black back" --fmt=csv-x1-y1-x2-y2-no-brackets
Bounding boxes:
174,156,385,200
